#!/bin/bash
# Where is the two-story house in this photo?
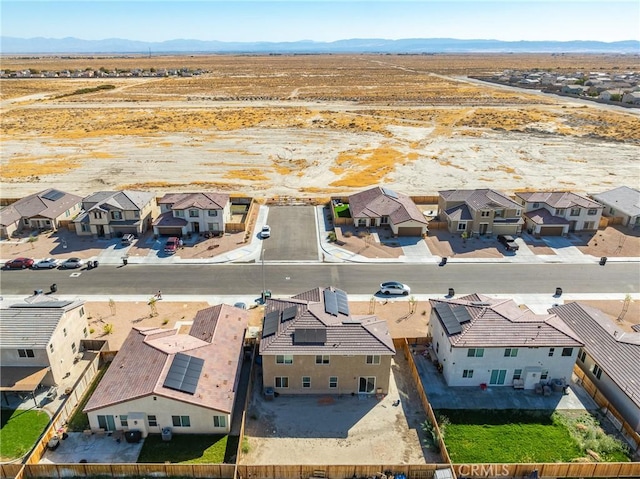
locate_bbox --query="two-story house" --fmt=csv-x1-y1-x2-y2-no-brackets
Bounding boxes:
74,190,157,238
438,189,524,236
592,186,640,230
515,191,603,236
0,189,82,239
0,296,88,394
347,186,429,237
83,304,248,436
153,192,231,237
428,295,583,390
260,286,396,396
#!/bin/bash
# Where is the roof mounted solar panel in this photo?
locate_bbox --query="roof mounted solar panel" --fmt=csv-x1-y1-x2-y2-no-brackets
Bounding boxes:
452,306,473,325
262,311,280,338
163,353,204,395
323,288,338,316
281,305,297,322
382,187,399,199
42,189,65,201
335,289,350,316
435,303,462,335
294,328,327,344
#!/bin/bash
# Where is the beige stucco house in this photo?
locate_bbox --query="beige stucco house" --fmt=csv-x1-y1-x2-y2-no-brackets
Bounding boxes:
83,304,248,436
0,189,82,239
74,190,158,238
260,286,396,396
153,192,231,237
0,296,88,394
592,186,640,230
438,189,524,236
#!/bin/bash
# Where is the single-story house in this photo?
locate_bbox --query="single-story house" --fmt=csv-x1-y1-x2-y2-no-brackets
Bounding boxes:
260,286,396,395
592,186,640,229
153,192,231,237
83,304,248,436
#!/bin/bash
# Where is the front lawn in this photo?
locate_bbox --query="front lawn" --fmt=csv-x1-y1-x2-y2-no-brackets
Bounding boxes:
334,203,351,218
0,408,50,461
137,434,230,464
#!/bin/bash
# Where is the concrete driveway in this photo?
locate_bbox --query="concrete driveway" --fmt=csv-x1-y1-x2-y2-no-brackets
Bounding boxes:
262,206,319,261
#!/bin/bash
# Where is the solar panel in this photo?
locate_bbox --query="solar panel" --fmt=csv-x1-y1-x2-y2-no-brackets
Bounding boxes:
435,303,462,335
323,288,338,316
335,289,350,316
281,305,297,322
452,306,473,324
42,189,64,201
382,187,399,199
163,353,204,395
262,311,280,338
294,328,327,344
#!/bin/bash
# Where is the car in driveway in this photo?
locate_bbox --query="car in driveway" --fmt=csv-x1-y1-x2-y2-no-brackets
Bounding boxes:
32,258,60,269
4,257,35,269
59,257,84,269
379,281,411,296
497,234,519,251
121,234,136,245
260,225,271,239
164,237,179,254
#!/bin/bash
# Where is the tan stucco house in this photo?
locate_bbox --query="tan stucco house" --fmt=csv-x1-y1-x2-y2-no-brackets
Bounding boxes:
592,186,640,230
83,304,248,436
153,192,231,237
74,190,158,238
438,189,524,236
260,286,396,396
0,189,82,239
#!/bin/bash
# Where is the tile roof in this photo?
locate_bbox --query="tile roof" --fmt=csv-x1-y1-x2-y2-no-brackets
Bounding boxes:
348,186,428,225
592,186,640,217
525,207,570,226
83,190,155,212
0,299,85,348
444,204,473,221
158,192,229,210
84,304,248,414
430,294,583,348
439,189,521,210
0,189,82,226
517,191,602,209
550,302,640,409
259,286,396,356
152,211,188,227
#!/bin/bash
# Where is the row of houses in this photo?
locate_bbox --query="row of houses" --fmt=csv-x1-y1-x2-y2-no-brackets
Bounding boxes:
1,287,638,437
0,67,207,79
2,185,639,241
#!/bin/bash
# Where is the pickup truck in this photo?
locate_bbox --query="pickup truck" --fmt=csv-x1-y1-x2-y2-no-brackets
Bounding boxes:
497,234,519,251
164,237,179,254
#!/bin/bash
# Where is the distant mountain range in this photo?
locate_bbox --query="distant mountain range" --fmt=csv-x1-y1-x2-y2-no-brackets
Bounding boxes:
2,37,639,54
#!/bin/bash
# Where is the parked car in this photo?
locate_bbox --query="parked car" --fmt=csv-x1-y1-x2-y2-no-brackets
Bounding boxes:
497,234,520,251
379,281,411,296
4,257,35,269
59,257,84,269
164,237,179,254
32,258,60,269
260,225,271,239
121,234,136,245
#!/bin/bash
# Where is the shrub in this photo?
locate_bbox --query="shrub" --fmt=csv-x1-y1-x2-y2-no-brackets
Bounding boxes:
103,323,113,335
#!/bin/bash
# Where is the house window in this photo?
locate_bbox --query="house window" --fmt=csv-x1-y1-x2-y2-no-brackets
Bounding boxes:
513,369,522,380
81,223,91,232
83,327,88,338
457,222,467,231
172,415,191,427
494,209,504,218
578,349,587,363
213,416,226,428
189,209,199,218
357,218,367,227
71,342,77,354
609,207,615,215
480,210,490,217
111,211,122,220
207,210,218,217
532,202,540,208
516,209,521,216
540,370,549,381
63,328,67,337
587,208,598,215
120,415,128,427
49,344,54,353
504,348,518,357
275,377,289,388
593,364,603,380
276,355,293,365
175,210,184,217
548,348,555,357
555,208,565,216
93,211,102,219
302,376,311,388
562,347,573,357
467,348,484,357
462,369,474,378
133,211,140,218
329,376,338,388
80,307,85,316
315,355,330,365
23,218,30,225
18,349,35,358
380,216,389,224
570,208,581,216
65,209,71,217
583,221,595,230
436,342,439,353
366,355,381,365
148,415,158,427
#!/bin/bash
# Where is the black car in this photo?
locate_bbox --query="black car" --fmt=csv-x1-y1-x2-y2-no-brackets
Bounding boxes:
497,234,519,251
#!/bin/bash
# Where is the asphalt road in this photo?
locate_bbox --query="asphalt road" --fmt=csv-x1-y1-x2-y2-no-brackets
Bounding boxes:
1,262,638,297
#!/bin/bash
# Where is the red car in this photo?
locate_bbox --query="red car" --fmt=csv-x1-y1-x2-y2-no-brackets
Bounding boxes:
4,257,35,269
164,237,179,255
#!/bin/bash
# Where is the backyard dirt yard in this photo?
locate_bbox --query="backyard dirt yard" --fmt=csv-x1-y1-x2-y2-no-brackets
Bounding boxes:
1,54,639,201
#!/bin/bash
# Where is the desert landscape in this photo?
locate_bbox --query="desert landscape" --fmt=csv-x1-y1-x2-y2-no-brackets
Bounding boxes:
1,54,639,200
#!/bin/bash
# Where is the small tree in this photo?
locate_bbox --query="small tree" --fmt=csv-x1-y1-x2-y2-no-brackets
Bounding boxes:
103,323,113,335
109,298,116,316
148,297,158,317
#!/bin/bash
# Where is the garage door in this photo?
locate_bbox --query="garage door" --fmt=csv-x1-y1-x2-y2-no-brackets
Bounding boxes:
397,227,423,236
539,226,564,236
157,227,183,236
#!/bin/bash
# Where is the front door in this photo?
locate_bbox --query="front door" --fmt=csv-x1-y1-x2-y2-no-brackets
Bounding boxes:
97,414,116,431
192,222,200,234
489,369,507,385
358,376,376,393
97,225,105,237
479,223,488,235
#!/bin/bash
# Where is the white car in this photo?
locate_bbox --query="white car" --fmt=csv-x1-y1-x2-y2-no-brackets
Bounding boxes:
32,258,60,269
380,281,411,296
260,225,271,238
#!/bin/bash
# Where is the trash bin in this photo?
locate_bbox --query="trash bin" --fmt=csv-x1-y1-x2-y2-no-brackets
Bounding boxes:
50,283,57,293
161,427,172,441
599,256,607,266
34,289,43,296
262,290,272,302
448,287,455,297
93,260,99,268
555,287,563,296
122,257,128,266
440,257,448,266
86,261,93,270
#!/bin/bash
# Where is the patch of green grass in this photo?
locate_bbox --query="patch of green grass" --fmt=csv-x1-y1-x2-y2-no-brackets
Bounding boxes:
438,409,582,463
0,408,50,460
67,363,110,431
334,203,351,218
138,434,228,464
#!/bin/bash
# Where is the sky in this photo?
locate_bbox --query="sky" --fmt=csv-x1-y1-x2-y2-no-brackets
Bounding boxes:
1,1,639,43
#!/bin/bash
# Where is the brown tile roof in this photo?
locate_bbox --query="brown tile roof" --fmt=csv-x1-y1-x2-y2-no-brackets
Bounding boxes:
84,305,248,414
158,192,229,210
348,186,428,225
152,210,188,227
517,191,602,209
0,189,82,226
430,294,583,349
259,287,395,356
83,190,155,211
550,302,640,409
439,189,521,210
524,208,570,226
